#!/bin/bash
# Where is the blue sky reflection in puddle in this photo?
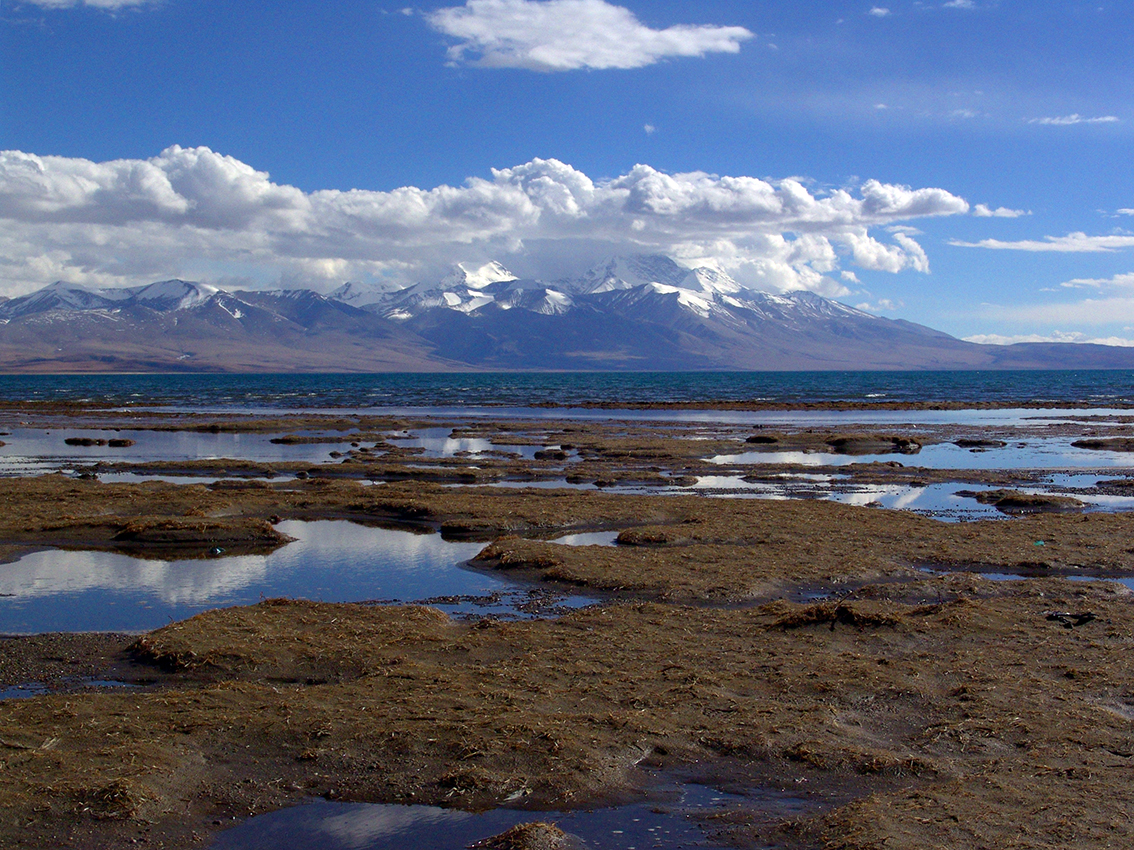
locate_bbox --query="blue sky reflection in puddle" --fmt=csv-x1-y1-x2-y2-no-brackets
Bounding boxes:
549,531,620,547
388,427,548,460
211,783,801,850
690,477,1004,520
710,440,1134,472
919,566,1134,591
0,428,345,475
0,521,505,634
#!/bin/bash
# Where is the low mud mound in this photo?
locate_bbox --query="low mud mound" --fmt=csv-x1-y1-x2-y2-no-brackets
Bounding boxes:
736,431,926,455
765,600,908,630
954,438,1007,449
109,517,290,555
826,434,922,455
1072,438,1134,452
964,489,1085,513
131,599,455,682
470,822,577,850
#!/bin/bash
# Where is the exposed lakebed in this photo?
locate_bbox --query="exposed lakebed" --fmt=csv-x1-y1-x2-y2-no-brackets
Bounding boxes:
8,407,1134,523
5,403,1134,850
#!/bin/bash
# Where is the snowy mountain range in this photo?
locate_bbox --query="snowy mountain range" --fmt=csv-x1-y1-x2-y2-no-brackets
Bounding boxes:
335,256,756,320
2,255,1133,372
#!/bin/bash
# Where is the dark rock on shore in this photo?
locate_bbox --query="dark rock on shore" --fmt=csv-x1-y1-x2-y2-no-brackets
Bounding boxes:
1072,438,1134,452
826,435,921,455
963,489,1085,513
745,433,781,444
469,822,576,850
63,437,136,448
534,449,569,461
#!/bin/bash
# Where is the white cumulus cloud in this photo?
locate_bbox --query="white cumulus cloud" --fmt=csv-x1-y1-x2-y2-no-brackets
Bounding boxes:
1060,272,1134,290
975,274,1134,341
950,232,1134,252
0,146,970,296
856,297,902,312
1027,114,1121,126
427,0,754,71
972,204,1029,218
977,297,1134,328
14,0,157,7
964,331,1134,346
868,7,891,17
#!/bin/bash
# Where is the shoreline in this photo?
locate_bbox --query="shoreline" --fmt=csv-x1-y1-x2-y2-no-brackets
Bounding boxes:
6,397,1134,414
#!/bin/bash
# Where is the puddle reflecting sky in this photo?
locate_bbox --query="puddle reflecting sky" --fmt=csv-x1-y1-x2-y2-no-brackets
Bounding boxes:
689,478,1002,519
1068,575,1134,591
921,567,1134,592
0,428,339,474
711,439,1134,471
211,782,800,850
686,478,1134,520
389,427,547,460
95,473,297,485
550,531,620,547
484,479,589,490
0,521,502,634
484,470,1134,522
829,482,998,517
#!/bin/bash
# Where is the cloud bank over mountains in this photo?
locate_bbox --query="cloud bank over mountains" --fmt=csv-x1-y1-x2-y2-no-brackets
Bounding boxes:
0,146,970,297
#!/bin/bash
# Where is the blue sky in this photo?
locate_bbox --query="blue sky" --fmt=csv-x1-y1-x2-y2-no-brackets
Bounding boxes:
1,0,1132,344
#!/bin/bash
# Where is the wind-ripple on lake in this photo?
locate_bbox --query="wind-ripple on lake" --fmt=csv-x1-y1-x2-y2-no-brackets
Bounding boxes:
0,521,583,634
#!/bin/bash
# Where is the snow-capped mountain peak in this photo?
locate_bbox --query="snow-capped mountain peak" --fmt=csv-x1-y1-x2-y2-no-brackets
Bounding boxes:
439,261,517,291
327,281,388,309
680,266,743,297
362,253,883,330
645,282,714,318
0,281,124,319
131,280,218,311
781,289,873,320
0,279,225,320
576,254,691,295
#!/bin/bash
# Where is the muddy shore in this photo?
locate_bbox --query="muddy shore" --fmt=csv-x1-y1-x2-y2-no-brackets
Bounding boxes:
2,408,1134,849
